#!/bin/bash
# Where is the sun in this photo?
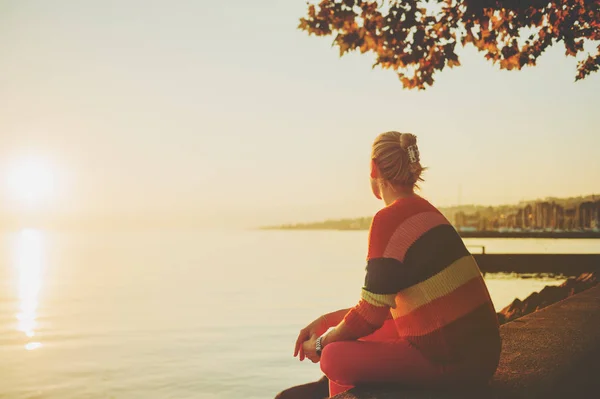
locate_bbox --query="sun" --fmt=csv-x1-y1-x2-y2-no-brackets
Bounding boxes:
6,158,56,206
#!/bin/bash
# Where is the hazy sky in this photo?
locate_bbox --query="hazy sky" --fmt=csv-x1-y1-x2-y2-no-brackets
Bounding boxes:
1,0,599,227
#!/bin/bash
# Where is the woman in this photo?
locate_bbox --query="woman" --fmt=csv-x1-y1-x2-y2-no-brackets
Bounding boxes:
280,131,501,398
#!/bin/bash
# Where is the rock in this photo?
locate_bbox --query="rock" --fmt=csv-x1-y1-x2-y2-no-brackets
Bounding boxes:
274,376,329,399
497,272,598,324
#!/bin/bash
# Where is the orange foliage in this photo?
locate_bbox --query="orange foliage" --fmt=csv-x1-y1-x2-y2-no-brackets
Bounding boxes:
298,0,600,90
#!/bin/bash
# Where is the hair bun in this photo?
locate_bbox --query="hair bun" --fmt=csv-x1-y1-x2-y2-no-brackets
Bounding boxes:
399,133,417,150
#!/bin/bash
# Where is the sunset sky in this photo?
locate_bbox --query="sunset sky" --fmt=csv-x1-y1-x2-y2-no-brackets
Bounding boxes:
1,0,599,227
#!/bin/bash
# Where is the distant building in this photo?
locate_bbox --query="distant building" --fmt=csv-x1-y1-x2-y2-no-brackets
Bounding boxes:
454,211,483,231
565,208,578,230
522,204,533,229
591,200,600,230
578,201,600,230
532,201,552,229
552,203,565,230
506,213,518,229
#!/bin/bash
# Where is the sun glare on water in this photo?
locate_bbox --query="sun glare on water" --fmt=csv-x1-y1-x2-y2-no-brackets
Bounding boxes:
14,228,45,350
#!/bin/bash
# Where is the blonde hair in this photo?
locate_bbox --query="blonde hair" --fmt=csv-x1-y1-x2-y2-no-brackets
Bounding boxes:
371,131,425,188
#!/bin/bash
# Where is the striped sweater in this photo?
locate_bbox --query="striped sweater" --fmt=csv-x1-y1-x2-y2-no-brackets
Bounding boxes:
343,196,501,364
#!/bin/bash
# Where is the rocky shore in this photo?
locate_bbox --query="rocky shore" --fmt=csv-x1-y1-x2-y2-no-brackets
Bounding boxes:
497,271,599,324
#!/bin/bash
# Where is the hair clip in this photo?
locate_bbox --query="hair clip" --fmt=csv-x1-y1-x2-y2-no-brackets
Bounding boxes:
407,145,419,163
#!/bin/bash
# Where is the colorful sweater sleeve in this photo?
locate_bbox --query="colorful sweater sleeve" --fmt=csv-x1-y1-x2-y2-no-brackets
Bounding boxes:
343,211,398,337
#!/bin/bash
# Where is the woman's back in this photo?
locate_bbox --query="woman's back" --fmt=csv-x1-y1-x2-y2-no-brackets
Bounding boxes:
365,195,501,369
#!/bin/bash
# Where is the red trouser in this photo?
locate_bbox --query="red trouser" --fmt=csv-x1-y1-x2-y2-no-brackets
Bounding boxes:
319,319,496,397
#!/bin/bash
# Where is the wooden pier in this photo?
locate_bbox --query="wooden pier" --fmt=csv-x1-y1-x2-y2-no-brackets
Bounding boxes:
473,253,600,276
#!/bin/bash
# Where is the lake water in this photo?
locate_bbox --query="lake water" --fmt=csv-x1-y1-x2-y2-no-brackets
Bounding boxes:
0,230,598,399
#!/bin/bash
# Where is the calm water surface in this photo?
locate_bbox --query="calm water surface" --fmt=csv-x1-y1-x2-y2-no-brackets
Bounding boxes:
1,230,598,399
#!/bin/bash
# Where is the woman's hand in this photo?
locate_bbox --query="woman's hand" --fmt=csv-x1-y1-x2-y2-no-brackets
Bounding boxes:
293,309,351,361
302,335,320,363
294,316,327,360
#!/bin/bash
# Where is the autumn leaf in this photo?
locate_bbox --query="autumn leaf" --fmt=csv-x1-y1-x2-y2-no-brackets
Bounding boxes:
448,58,461,67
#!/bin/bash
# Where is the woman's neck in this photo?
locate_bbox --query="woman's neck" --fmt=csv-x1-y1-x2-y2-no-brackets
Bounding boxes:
382,186,416,206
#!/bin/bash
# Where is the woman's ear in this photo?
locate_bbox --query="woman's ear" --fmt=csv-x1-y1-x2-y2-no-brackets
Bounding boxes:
370,159,379,179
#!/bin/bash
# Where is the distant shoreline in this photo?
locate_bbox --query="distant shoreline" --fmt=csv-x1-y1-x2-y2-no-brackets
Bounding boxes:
260,226,600,239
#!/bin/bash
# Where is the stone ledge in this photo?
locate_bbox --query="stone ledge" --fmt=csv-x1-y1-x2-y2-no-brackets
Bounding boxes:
334,285,600,399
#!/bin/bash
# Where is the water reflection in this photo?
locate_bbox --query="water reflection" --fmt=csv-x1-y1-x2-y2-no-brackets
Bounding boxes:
14,229,45,350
